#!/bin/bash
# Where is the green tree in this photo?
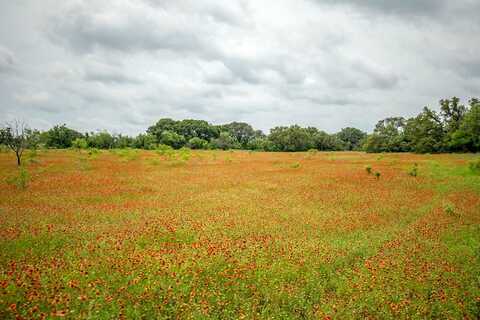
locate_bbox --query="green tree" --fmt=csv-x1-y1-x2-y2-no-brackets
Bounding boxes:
220,122,260,148
268,125,315,152
72,138,88,151
0,121,37,166
246,137,276,151
440,97,468,150
113,135,134,149
364,117,408,152
174,119,219,141
314,131,345,151
209,132,239,150
87,131,115,149
404,107,445,153
450,100,480,152
159,131,186,149
147,118,177,142
336,127,367,151
43,124,83,148
134,134,157,150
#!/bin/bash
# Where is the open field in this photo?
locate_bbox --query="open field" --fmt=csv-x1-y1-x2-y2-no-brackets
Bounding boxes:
0,150,479,319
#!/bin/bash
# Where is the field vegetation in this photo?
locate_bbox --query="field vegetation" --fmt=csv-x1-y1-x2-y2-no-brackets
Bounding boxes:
1,149,479,319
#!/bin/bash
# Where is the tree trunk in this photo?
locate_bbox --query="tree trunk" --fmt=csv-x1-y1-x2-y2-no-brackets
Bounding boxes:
16,152,21,166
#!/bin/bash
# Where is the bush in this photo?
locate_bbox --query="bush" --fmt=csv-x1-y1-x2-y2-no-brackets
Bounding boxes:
374,172,381,180
178,147,191,162
187,137,208,150
365,165,372,174
7,166,30,190
160,131,185,149
156,144,175,159
443,202,457,217
209,132,239,150
72,138,88,151
469,159,480,174
408,163,419,177
290,162,301,169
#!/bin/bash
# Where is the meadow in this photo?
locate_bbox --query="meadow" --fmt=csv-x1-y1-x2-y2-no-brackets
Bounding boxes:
0,149,479,319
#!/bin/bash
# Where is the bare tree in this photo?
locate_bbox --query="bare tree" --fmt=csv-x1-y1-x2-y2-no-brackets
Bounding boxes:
0,120,33,166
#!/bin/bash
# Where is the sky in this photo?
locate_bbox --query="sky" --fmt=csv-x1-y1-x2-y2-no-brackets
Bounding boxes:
0,0,479,135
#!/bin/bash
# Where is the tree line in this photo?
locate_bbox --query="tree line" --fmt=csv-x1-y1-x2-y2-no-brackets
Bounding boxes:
1,97,479,165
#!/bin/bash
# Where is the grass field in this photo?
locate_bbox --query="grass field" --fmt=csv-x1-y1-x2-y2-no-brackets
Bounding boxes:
0,149,479,319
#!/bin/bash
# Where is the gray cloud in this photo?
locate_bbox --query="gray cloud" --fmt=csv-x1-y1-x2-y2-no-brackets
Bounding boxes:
0,46,15,73
0,0,479,135
314,0,447,17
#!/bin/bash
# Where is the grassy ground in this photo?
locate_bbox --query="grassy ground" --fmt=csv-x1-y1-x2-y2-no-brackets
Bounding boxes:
0,149,479,319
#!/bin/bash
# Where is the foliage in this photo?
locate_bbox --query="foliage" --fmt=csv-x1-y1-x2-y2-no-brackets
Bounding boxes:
313,131,345,151
443,202,457,217
156,144,174,156
187,137,208,150
408,163,419,177
290,162,301,168
364,117,409,153
6,165,29,190
86,131,115,149
134,133,157,150
450,101,480,152
6,96,480,154
159,131,185,149
0,121,38,166
71,138,88,151
209,132,240,150
246,137,276,151
468,159,480,175
42,124,83,149
147,118,177,141
220,122,262,148
268,125,315,152
174,119,219,142
336,127,367,151
365,165,372,174
404,107,445,153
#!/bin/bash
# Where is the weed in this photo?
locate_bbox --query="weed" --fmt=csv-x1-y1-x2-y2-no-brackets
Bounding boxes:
408,163,419,177
6,166,29,190
27,149,39,164
443,202,457,217
365,165,372,174
178,147,192,162
468,159,480,175
290,162,301,169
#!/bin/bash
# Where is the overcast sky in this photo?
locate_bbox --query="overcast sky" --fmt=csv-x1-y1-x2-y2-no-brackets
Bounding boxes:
1,0,479,135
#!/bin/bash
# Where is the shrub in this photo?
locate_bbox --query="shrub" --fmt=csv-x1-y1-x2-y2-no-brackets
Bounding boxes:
118,149,139,162
469,159,480,174
374,171,381,180
156,144,174,156
7,166,30,190
408,163,419,177
187,137,208,150
290,162,301,169
365,165,372,174
178,147,191,162
443,202,457,217
27,149,39,164
72,138,88,151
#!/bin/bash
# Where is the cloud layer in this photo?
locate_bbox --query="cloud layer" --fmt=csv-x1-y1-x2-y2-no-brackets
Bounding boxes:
1,0,479,134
